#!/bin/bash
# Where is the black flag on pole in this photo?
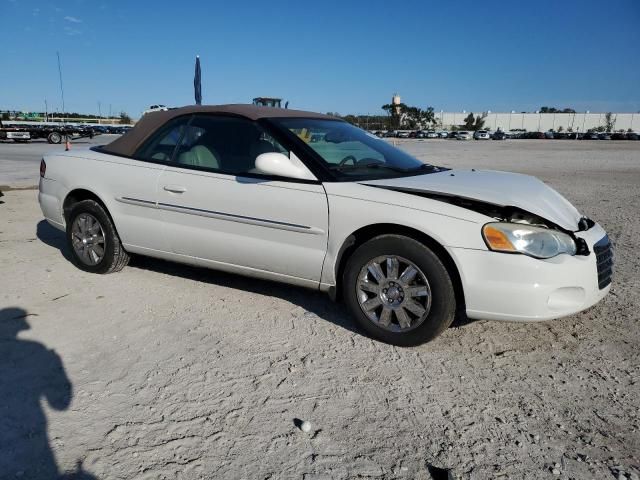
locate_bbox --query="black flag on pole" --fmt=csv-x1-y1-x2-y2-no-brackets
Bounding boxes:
194,56,202,105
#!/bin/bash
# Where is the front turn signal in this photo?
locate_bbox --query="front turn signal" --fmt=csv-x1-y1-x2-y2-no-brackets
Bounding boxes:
483,224,516,252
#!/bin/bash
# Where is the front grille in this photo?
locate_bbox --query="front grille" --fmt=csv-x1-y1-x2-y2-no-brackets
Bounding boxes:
593,235,613,289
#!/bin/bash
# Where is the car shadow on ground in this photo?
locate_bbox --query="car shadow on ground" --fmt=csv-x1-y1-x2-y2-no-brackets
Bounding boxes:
36,220,474,338
37,220,73,262
0,307,97,479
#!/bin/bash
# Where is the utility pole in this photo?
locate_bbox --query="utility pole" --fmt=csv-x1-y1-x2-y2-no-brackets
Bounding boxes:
44,99,48,122
582,111,589,132
98,101,101,124
56,52,66,125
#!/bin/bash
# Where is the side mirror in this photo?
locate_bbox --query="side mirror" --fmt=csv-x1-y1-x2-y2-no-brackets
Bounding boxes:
254,152,316,181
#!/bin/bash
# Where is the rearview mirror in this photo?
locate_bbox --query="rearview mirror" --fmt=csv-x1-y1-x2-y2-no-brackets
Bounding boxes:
324,129,353,143
254,152,316,181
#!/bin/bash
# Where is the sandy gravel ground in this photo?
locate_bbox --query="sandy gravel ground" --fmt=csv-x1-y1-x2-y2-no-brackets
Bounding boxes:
1,139,639,479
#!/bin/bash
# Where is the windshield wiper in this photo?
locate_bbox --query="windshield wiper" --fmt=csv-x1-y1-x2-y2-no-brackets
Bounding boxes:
412,163,439,172
329,163,410,173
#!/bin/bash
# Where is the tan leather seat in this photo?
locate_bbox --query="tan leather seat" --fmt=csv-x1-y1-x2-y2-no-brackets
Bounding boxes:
178,145,220,169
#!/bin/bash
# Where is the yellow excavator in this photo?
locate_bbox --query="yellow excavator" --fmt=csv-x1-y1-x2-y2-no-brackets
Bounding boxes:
252,97,312,142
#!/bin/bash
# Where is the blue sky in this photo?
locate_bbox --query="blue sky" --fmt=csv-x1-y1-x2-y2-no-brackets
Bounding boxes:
1,0,639,118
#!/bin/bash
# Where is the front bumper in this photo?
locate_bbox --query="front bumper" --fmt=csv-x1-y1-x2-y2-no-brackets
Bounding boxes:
449,222,612,322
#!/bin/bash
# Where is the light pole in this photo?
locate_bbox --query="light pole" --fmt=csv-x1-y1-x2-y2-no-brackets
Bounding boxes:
536,111,541,131
582,111,589,132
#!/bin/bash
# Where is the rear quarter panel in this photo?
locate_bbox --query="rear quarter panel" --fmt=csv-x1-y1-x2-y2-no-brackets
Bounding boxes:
41,149,167,250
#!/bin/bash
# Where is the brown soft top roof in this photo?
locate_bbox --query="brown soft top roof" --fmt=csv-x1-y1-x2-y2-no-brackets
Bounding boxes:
101,104,338,157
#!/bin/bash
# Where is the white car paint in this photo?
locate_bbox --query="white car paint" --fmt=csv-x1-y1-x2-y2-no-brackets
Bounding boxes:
361,169,582,230
39,146,611,324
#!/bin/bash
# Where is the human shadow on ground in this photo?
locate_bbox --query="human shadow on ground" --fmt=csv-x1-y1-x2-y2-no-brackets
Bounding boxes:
0,307,97,479
36,220,474,338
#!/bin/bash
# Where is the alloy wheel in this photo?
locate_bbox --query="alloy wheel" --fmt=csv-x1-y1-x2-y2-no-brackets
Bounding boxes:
356,255,432,332
71,213,106,266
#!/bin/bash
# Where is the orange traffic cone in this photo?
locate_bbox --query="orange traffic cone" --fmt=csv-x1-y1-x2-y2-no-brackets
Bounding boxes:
65,136,71,151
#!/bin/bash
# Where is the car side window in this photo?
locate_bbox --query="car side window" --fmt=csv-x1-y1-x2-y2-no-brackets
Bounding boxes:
134,116,191,163
170,115,288,175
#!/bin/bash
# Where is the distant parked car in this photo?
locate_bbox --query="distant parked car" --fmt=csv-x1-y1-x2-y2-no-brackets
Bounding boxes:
438,131,449,138
583,132,599,140
473,130,490,140
397,131,410,138
545,131,555,139
491,130,507,140
426,131,439,138
456,131,471,140
598,133,611,140
143,104,169,116
383,131,396,138
626,132,639,140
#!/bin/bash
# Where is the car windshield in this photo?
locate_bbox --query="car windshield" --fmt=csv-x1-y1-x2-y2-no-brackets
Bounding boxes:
271,118,439,180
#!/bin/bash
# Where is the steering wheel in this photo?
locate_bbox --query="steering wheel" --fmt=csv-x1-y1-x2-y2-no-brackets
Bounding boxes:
338,155,357,167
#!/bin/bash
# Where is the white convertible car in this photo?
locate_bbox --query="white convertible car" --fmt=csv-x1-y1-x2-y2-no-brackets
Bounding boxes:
38,105,613,346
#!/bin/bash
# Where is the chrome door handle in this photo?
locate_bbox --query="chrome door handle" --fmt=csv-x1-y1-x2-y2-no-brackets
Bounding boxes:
163,185,187,193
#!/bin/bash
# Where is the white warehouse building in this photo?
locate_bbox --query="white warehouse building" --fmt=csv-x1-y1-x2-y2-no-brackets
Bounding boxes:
438,111,639,132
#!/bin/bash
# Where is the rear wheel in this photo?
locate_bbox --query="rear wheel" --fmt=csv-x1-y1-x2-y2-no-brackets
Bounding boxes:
47,132,62,144
343,235,456,346
66,200,129,274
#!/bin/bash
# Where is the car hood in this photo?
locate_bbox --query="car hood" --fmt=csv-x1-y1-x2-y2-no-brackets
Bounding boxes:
360,169,583,230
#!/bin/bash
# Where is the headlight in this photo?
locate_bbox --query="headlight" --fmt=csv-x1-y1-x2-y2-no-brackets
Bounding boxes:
482,222,576,259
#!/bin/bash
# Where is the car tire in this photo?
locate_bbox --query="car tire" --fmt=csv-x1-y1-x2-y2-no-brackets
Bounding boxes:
66,199,129,274
342,235,456,347
48,132,62,144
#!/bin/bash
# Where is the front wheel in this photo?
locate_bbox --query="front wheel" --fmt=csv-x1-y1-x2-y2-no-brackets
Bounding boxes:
66,200,129,274
343,235,456,346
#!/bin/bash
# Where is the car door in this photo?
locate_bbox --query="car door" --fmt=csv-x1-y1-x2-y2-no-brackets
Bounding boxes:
156,114,329,286
105,116,191,253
